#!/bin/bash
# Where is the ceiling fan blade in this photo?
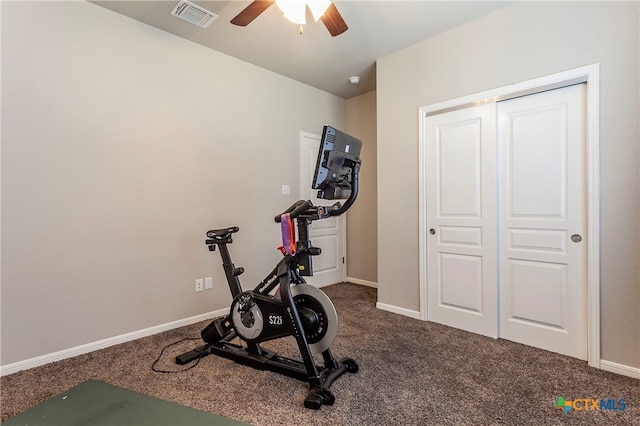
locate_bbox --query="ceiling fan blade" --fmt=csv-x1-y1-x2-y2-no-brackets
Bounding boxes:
320,2,348,36
230,0,275,26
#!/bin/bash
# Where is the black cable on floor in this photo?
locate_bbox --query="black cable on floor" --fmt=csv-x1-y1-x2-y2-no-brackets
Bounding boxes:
151,337,204,373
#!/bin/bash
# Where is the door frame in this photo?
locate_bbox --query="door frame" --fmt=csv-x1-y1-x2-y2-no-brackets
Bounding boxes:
418,64,601,368
299,131,347,286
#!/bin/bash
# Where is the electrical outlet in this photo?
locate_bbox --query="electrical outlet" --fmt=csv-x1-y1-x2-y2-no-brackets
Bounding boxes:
195,278,204,292
205,277,213,290
281,184,290,195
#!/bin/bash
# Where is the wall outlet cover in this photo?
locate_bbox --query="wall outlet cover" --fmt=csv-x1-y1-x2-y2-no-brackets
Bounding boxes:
195,278,204,292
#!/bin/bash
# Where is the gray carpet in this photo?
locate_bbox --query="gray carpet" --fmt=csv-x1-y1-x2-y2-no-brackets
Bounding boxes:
2,283,638,425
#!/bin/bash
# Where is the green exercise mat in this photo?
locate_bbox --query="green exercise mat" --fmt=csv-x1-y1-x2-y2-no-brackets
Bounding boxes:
3,379,249,426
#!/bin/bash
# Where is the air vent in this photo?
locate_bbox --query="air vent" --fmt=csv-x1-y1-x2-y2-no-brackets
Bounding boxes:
170,0,218,29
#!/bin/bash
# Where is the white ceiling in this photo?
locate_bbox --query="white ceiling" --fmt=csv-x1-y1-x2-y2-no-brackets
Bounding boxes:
91,1,513,99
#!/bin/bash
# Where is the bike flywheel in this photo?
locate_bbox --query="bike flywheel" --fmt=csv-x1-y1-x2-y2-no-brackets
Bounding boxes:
288,284,338,354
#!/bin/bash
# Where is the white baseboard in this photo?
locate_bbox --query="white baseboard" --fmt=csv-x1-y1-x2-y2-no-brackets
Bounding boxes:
345,277,378,288
0,309,226,377
600,359,640,379
376,302,421,320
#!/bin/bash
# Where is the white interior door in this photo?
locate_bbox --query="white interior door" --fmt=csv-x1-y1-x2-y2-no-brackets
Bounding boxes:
299,132,345,288
498,84,587,360
425,104,498,338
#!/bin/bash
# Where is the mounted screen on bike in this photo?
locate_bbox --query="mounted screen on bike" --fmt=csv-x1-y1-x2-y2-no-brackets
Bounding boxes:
312,125,362,200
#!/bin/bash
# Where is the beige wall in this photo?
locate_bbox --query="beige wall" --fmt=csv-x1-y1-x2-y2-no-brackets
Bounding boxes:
346,91,377,285
3,0,637,373
377,1,639,368
1,1,346,365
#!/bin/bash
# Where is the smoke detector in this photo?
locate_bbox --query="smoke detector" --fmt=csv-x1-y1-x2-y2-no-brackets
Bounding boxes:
171,0,218,29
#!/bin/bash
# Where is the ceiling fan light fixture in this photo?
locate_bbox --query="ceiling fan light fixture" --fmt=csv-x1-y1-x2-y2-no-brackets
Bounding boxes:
275,0,306,25
230,0,347,37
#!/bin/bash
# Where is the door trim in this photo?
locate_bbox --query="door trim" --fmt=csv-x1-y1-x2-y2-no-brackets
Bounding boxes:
418,64,600,368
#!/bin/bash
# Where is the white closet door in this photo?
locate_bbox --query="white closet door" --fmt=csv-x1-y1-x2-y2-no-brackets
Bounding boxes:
498,84,587,360
425,104,498,338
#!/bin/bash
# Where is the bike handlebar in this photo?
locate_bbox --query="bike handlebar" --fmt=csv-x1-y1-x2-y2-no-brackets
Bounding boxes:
274,200,313,222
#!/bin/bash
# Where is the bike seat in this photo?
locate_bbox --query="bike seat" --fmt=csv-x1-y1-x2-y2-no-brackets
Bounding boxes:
206,226,239,242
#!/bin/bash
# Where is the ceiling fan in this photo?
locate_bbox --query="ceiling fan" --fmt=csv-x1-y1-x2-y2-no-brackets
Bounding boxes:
231,0,348,36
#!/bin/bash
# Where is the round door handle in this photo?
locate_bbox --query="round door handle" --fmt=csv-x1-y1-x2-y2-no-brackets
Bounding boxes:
429,228,436,235
571,234,582,243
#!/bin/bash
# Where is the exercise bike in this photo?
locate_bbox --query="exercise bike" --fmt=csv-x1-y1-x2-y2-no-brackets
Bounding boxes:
176,126,362,409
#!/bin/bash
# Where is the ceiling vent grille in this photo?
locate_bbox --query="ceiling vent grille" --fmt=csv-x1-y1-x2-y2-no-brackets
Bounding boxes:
170,0,218,29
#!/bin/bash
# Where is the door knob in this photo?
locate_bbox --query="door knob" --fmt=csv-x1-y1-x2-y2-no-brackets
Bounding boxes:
571,234,582,243
429,228,436,235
